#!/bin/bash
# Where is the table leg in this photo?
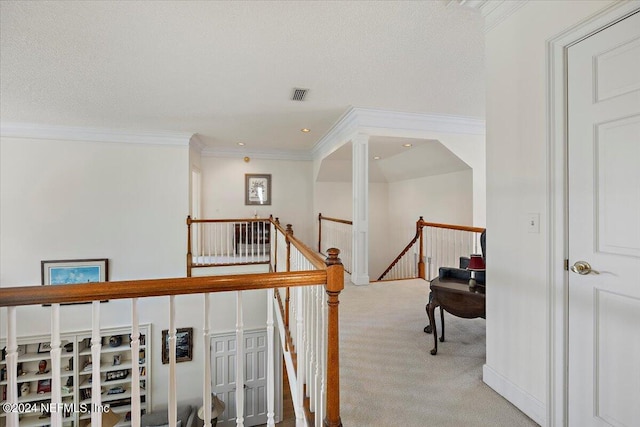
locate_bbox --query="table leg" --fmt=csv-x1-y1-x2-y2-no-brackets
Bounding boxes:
439,307,445,342
424,302,432,334
427,301,438,355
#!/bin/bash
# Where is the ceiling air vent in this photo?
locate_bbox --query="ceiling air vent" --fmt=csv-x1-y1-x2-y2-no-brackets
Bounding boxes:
291,88,309,101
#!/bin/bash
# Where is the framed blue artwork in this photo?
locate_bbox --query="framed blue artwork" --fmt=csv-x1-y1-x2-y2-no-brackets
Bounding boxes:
41,258,109,304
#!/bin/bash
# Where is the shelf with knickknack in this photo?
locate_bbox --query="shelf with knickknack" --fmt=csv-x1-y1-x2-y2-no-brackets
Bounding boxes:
75,326,150,427
0,335,76,427
0,324,150,427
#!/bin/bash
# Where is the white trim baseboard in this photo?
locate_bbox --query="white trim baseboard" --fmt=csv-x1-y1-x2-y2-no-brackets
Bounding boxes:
483,364,546,426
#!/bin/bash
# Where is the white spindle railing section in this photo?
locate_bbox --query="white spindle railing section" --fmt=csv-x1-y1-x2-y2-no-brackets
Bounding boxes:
91,301,102,427
6,307,18,427
380,249,418,281
168,296,177,427
202,293,213,427
285,244,327,426
131,298,142,427
423,225,483,280
266,288,276,427
50,304,62,427
2,217,344,427
188,219,271,272
318,214,353,274
378,217,485,281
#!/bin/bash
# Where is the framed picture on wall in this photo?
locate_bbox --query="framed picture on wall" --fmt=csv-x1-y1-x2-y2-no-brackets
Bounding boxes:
41,258,109,304
245,174,271,205
161,327,193,364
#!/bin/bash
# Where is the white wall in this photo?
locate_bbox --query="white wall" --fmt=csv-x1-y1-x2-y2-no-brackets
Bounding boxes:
314,170,473,281
484,1,614,424
200,156,314,245
387,169,473,251
0,136,211,408
432,133,485,227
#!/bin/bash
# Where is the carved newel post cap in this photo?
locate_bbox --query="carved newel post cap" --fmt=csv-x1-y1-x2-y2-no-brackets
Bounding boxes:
275,217,280,225
326,248,342,266
286,224,294,235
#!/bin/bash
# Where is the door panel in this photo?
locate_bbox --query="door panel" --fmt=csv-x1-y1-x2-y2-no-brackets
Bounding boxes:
568,10,640,427
211,330,270,427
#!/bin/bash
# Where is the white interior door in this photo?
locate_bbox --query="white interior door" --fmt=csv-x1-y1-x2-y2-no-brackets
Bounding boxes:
568,11,640,427
211,329,279,427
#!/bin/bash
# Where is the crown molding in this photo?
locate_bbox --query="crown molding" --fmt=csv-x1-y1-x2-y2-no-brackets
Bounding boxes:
189,134,207,153
0,123,193,146
202,146,312,161
449,0,528,32
311,107,485,162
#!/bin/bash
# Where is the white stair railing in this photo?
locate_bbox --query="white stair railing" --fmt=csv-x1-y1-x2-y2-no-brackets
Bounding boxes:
2,218,344,427
318,214,353,274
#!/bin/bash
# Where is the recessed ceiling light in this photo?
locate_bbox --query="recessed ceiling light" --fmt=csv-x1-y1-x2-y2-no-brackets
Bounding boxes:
237,142,245,146
403,143,412,147
301,128,311,133
373,156,381,160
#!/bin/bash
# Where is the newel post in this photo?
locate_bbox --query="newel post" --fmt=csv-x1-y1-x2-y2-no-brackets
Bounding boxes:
324,248,344,427
186,215,193,277
417,216,425,280
318,212,323,253
271,215,278,272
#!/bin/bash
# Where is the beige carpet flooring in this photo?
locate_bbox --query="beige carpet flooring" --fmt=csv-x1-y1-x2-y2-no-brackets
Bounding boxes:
339,279,539,427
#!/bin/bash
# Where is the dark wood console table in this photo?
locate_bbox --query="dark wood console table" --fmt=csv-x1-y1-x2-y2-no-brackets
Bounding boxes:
426,277,485,355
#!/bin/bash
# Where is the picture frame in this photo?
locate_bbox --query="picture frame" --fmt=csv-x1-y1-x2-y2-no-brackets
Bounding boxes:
161,327,193,364
245,174,271,205
41,258,109,305
37,342,51,353
37,379,51,394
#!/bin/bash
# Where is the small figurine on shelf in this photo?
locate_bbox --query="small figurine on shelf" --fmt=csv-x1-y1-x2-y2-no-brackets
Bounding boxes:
37,359,49,374
20,382,30,397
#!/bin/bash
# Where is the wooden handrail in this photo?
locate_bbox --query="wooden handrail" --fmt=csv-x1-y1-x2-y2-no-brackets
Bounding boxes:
377,230,420,281
0,270,327,307
188,217,271,224
278,220,327,271
318,213,353,225
418,220,485,233
378,217,486,281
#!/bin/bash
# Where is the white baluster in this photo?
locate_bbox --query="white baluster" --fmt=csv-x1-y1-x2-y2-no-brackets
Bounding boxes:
203,293,212,427
236,291,245,427
169,296,177,426
6,307,18,427
266,288,275,426
295,287,305,426
91,301,102,427
308,287,315,408
131,298,141,427
50,304,62,427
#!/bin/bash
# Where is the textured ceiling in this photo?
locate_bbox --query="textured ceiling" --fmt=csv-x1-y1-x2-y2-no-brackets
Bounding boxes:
0,1,485,153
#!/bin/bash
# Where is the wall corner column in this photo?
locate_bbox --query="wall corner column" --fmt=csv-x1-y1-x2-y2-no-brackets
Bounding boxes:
351,133,370,285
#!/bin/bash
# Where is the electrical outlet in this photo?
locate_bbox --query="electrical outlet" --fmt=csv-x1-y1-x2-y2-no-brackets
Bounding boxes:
527,213,540,233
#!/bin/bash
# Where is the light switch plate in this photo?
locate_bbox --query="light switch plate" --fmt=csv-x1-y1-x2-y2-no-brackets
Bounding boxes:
527,213,540,233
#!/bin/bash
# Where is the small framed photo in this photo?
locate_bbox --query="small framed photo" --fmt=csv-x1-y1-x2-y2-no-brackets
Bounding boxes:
161,327,193,364
41,259,109,305
37,342,51,353
37,379,51,394
245,174,271,205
